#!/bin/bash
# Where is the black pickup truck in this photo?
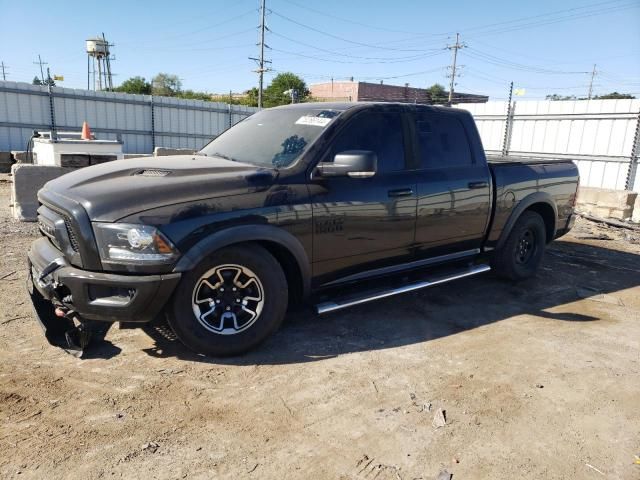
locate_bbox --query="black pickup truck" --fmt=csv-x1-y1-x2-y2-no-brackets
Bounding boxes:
28,102,579,356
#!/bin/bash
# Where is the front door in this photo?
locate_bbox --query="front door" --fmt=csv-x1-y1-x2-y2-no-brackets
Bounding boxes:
310,110,417,286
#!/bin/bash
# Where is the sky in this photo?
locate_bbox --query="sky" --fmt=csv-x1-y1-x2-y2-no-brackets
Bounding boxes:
1,0,639,100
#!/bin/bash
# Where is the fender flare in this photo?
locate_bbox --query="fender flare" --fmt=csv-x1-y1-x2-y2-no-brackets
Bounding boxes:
496,192,558,250
173,225,312,298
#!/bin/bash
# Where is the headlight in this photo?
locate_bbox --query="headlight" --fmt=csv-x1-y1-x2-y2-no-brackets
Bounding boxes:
93,223,179,265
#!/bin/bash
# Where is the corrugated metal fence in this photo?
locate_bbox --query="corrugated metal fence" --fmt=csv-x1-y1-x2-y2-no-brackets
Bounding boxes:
0,81,257,154
455,99,640,192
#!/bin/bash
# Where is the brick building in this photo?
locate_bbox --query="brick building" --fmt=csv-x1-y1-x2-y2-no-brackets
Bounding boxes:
309,80,488,104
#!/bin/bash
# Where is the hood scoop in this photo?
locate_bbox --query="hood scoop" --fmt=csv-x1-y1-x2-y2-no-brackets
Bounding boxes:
135,169,172,177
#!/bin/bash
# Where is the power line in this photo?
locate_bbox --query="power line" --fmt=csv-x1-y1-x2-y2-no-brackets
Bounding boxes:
280,0,448,36
461,0,629,35
270,46,446,65
464,1,639,38
270,66,447,82
269,9,433,53
269,30,443,62
118,8,257,47
466,47,590,74
161,28,257,51
598,71,640,85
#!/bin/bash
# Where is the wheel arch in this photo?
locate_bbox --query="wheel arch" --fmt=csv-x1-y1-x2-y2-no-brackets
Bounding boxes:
496,192,557,249
173,225,311,299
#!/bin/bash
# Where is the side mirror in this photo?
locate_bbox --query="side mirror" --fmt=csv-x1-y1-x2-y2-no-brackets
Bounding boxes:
316,150,377,178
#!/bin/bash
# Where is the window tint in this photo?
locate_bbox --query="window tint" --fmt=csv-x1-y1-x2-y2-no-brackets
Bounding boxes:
331,112,405,172
416,113,472,168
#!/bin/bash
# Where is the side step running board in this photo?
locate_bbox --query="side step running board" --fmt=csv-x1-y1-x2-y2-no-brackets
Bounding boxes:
316,264,491,315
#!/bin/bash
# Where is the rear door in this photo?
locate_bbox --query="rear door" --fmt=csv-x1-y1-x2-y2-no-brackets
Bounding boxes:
413,109,491,259
310,109,417,285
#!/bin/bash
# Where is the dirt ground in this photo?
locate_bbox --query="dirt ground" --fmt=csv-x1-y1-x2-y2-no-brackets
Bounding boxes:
0,174,639,480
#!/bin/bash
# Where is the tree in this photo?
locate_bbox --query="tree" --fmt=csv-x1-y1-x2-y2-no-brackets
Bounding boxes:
178,89,214,101
114,76,151,95
546,94,578,101
426,83,447,104
33,75,54,87
546,91,635,101
594,91,636,100
151,73,182,96
263,73,308,107
242,87,259,107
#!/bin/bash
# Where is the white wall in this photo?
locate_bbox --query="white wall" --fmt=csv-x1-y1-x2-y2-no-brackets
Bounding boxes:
456,99,640,192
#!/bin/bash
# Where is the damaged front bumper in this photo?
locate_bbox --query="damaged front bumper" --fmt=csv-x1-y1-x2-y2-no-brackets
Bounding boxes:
27,237,181,356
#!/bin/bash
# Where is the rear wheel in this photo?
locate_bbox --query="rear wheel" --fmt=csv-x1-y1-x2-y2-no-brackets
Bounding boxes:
168,244,288,356
492,211,547,281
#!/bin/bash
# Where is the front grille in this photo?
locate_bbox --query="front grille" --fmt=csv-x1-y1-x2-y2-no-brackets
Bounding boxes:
64,217,80,252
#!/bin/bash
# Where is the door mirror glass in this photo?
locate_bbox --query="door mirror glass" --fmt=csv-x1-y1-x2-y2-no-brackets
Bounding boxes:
317,150,377,178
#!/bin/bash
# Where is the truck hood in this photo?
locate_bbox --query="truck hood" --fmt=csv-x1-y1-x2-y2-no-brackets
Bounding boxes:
39,155,277,222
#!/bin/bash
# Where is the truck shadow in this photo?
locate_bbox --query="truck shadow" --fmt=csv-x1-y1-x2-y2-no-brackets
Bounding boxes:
140,240,639,365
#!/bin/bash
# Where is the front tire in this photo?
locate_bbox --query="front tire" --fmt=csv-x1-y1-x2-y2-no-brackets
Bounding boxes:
492,211,547,281
168,244,288,356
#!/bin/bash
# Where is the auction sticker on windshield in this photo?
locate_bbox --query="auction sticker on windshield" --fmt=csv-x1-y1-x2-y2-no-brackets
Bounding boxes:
295,116,332,127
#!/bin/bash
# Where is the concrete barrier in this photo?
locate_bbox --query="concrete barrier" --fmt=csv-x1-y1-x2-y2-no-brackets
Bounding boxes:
153,147,196,157
577,187,638,221
10,164,74,221
0,151,12,173
11,150,35,164
632,196,640,223
124,153,153,159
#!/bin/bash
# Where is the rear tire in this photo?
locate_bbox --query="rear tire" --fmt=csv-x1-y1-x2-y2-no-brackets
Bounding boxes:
492,211,546,281
168,244,288,356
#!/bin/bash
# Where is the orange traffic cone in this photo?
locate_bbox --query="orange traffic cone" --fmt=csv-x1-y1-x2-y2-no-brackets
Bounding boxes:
81,121,93,140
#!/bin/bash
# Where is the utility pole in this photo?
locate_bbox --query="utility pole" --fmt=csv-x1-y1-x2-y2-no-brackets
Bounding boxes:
258,0,266,108
587,64,597,100
249,0,271,108
0,61,7,81
446,33,465,104
34,54,48,83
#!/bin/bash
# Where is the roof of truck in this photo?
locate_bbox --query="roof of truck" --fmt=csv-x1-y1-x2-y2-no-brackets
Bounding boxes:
271,101,468,114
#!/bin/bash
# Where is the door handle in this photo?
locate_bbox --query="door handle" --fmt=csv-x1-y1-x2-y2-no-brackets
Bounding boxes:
388,188,414,197
468,181,489,189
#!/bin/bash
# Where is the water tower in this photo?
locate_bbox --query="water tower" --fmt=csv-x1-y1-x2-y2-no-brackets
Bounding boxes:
86,33,114,91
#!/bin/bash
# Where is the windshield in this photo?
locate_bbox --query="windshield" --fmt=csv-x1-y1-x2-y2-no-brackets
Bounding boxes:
200,107,342,168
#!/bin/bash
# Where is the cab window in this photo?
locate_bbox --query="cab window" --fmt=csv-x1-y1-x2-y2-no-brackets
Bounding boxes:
331,112,406,172
416,113,473,168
